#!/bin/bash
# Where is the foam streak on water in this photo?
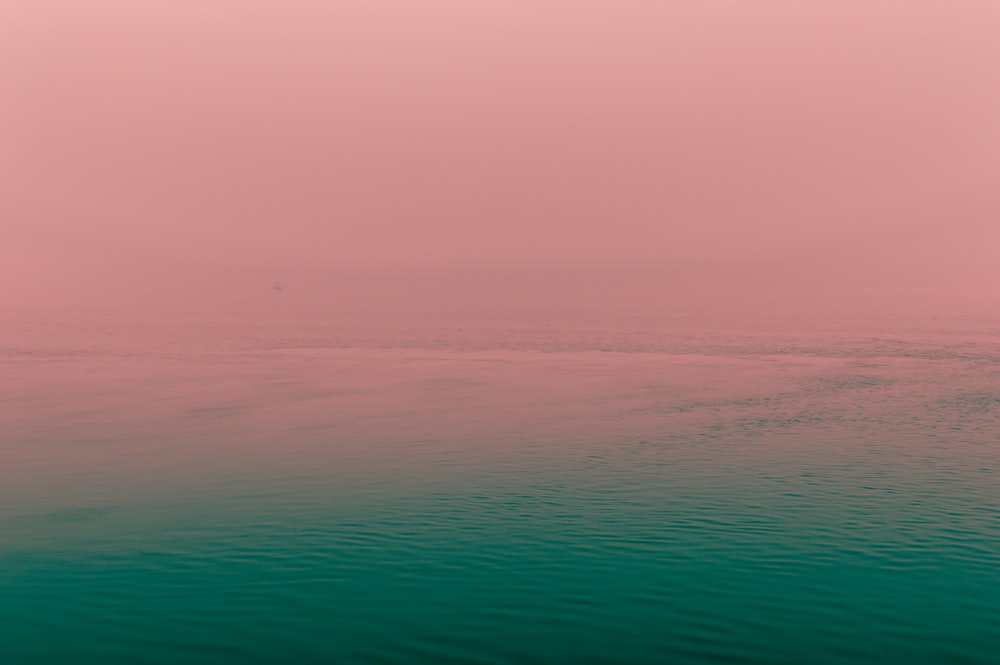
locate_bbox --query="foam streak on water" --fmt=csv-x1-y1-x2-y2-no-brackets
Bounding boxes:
1,310,999,663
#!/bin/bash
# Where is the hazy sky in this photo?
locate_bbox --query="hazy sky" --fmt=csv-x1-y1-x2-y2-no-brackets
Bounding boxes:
3,1,998,308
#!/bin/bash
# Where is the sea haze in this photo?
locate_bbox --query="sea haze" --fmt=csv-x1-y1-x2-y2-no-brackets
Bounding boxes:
2,296,998,664
5,0,999,661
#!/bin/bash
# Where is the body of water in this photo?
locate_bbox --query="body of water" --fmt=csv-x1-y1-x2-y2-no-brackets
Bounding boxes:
2,304,999,663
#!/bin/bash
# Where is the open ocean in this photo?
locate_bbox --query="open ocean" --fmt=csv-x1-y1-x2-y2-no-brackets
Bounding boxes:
2,301,999,663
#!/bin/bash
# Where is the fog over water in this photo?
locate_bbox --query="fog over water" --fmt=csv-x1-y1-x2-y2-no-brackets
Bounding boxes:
3,1,999,314
3,1,999,662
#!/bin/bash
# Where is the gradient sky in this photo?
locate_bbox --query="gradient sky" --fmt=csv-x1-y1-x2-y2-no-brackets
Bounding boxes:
2,1,998,308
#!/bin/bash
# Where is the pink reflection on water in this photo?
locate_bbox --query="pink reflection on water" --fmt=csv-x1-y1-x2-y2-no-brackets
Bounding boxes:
3,308,997,520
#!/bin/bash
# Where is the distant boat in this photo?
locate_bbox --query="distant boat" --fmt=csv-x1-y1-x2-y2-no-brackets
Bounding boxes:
273,280,283,291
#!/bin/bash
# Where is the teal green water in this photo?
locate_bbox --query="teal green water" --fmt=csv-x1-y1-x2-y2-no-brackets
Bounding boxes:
2,312,999,663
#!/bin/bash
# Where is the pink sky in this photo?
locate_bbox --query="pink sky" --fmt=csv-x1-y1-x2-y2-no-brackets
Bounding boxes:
2,1,998,310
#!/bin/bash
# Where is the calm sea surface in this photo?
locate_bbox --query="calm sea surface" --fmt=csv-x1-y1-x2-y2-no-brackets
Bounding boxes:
2,304,999,663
